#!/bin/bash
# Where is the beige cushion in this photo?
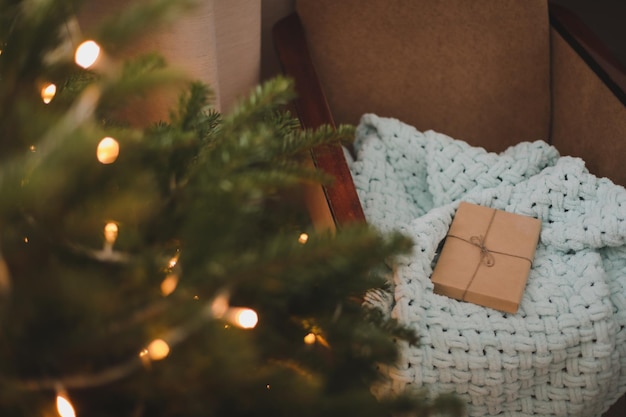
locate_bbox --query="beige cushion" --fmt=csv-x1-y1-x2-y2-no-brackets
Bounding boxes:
296,0,551,152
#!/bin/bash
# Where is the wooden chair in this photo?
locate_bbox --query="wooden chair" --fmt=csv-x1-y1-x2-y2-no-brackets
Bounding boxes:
274,0,625,232
274,1,626,416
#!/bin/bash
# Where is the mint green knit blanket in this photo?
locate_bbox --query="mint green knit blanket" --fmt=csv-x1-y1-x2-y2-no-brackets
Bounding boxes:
350,114,626,417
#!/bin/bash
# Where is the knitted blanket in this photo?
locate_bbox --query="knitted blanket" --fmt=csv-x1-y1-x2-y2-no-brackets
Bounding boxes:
349,114,626,417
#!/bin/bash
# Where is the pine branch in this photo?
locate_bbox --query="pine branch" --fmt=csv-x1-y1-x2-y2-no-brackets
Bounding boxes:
0,1,465,415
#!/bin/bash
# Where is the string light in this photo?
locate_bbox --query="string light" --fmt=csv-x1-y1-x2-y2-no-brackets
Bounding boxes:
160,273,178,297
96,137,119,164
41,83,57,104
146,338,170,361
168,252,180,269
103,222,118,245
74,40,100,69
303,332,316,345
298,233,309,244
138,348,151,368
227,308,258,329
103,222,118,255
29,145,36,152
56,392,76,417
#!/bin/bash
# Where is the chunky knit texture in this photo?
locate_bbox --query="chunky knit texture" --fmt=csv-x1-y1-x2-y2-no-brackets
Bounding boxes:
350,114,626,417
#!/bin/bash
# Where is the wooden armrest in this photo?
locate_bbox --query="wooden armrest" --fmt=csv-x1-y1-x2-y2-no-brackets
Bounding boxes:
273,13,366,227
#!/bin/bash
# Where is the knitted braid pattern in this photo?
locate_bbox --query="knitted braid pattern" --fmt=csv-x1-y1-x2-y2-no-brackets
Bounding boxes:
350,114,626,417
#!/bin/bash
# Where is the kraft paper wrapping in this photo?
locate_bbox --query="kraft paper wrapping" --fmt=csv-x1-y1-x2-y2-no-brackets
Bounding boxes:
431,202,541,314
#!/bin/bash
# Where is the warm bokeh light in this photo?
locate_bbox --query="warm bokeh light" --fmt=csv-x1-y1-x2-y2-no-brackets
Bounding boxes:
298,233,309,244
56,393,76,417
316,334,330,348
74,40,100,69
97,137,119,164
168,252,180,269
138,348,150,367
304,332,316,345
41,83,57,104
233,308,258,329
211,293,229,318
160,273,179,296
147,338,170,361
103,222,118,244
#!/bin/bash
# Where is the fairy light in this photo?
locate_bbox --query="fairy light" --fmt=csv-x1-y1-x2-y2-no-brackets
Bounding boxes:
303,332,316,345
228,308,258,329
56,392,76,417
102,222,118,255
138,348,151,368
29,145,36,152
161,251,181,296
96,137,119,164
160,273,178,297
104,222,118,245
41,83,57,104
146,338,170,361
298,233,309,244
168,252,180,269
74,40,100,69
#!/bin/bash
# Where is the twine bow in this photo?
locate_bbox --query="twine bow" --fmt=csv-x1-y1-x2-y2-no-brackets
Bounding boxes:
468,235,495,267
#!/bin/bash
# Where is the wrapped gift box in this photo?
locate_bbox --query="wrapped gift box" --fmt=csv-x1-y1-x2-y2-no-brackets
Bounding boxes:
431,202,541,313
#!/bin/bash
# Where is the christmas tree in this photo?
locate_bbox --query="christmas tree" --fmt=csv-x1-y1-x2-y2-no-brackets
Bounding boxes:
0,1,462,416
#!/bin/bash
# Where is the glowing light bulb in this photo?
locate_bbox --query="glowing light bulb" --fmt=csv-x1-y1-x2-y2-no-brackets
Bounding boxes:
56,393,76,417
160,273,178,296
41,83,57,104
168,252,180,269
298,233,309,244
29,145,36,152
304,332,316,345
231,308,258,329
103,222,118,244
97,137,119,164
147,338,170,361
75,40,100,69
